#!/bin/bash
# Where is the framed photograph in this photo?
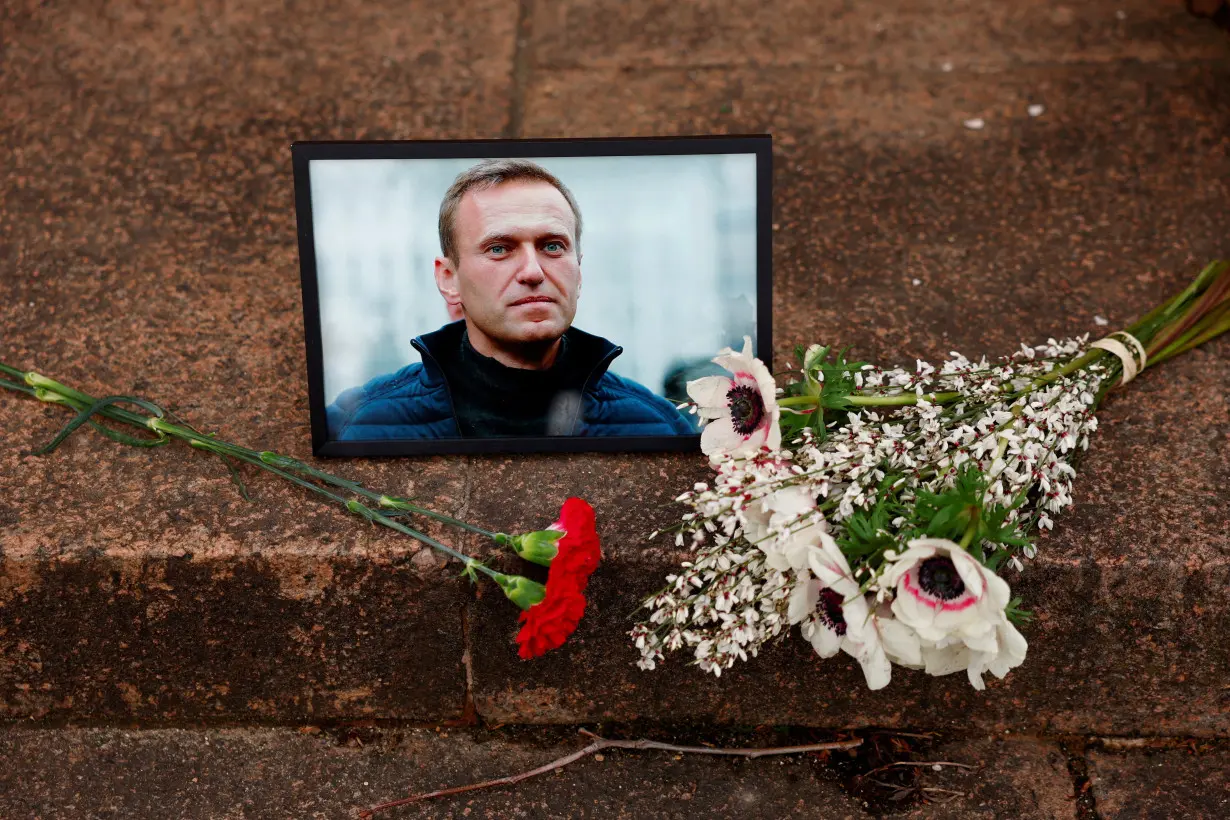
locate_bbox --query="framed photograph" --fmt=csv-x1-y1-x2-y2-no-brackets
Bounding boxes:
291,134,773,456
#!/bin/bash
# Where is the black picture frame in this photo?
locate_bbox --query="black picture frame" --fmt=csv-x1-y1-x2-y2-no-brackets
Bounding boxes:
291,134,773,457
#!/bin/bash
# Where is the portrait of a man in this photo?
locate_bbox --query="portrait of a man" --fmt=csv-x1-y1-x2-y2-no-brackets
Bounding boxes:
325,159,696,440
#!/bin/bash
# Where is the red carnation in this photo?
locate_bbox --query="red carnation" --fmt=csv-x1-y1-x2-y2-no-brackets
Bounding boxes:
512,498,602,660
515,585,587,659
546,497,601,588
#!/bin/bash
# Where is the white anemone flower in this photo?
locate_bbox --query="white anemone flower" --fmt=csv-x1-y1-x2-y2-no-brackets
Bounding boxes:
880,537,1028,690
687,336,781,458
780,532,899,691
916,618,1028,690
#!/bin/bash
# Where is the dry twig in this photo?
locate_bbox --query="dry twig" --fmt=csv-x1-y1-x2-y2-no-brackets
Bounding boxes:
358,729,863,817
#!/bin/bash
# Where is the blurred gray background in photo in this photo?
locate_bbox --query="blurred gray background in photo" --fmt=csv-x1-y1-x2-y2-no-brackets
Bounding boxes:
310,153,760,416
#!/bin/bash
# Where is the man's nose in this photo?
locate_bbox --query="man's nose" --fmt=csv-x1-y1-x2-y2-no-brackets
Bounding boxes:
515,247,546,284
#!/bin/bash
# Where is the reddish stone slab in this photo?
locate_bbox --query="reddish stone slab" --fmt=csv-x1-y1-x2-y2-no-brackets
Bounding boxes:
0,726,871,819
2,0,1229,735
0,550,467,723
903,737,1076,819
1088,744,1230,819
529,0,1227,71
0,726,1082,819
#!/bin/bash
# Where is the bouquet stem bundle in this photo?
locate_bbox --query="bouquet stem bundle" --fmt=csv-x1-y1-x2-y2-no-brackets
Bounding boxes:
631,260,1229,690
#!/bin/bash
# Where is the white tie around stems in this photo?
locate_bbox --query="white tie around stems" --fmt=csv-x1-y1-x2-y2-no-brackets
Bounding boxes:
1090,331,1147,385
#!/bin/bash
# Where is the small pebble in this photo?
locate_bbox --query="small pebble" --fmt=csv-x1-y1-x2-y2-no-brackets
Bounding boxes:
933,764,943,771
1116,10,1126,20
963,118,985,130
912,278,922,286
941,61,954,72
594,754,605,761
1094,315,1109,326
1028,104,1045,117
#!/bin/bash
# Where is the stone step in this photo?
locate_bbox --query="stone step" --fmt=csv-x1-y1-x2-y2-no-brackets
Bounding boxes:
1,359,1227,735
2,726,1226,819
3,0,1229,739
0,725,1080,819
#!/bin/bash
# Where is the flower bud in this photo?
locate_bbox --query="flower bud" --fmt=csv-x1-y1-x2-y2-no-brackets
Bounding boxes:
260,451,297,469
32,387,70,404
504,529,564,567
492,572,546,610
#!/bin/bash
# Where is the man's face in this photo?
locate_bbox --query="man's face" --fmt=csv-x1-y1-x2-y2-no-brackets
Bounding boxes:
436,180,581,353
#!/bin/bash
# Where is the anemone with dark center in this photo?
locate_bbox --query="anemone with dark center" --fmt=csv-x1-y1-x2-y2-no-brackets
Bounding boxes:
816,587,848,636
726,383,765,436
918,556,966,601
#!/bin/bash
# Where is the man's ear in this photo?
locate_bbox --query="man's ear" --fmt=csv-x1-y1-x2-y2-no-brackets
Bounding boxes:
434,256,464,315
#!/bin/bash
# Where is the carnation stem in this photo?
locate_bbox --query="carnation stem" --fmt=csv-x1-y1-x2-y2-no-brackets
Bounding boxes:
375,495,500,540
6,366,502,540
199,443,497,578
0,366,500,580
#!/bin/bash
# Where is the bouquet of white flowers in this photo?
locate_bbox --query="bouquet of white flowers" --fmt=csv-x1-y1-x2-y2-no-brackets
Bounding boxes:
630,260,1229,691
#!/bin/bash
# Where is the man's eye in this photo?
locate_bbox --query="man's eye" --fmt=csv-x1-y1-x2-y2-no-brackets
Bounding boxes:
488,244,507,255
544,241,563,252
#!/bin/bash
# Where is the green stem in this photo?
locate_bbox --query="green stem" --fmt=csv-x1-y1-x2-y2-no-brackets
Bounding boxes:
778,396,819,408
1129,259,1226,338
1149,312,1230,366
377,495,500,540
0,377,36,396
845,391,962,407
959,512,979,550
2,365,499,574
213,445,494,575
1144,263,1230,358
1149,299,1230,364
16,370,485,536
0,363,30,382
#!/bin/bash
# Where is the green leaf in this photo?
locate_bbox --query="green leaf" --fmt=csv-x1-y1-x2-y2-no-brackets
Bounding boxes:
926,504,959,537
218,454,252,502
984,549,1009,572
87,419,170,448
25,394,167,456
1005,596,1034,626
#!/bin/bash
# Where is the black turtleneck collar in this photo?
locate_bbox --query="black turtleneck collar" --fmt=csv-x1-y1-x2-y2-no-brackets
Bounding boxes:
430,329,596,437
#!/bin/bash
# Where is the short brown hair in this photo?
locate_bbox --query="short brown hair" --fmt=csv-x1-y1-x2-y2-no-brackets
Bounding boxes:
438,159,583,264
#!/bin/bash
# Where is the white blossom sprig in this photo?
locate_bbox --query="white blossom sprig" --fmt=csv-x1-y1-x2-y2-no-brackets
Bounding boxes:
632,260,1230,690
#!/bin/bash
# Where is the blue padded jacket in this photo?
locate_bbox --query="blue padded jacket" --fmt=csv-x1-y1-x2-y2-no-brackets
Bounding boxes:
326,321,697,440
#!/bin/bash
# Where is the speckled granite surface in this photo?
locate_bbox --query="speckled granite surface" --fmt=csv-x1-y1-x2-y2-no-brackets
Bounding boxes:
1,1,1228,732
